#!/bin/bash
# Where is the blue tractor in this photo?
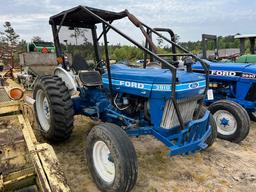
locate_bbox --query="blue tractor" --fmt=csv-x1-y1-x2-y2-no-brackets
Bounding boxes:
192,61,251,143
191,34,253,143
33,6,217,192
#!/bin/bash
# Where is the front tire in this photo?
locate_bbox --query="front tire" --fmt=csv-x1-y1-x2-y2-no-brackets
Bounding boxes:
208,100,250,143
86,123,138,192
33,75,74,142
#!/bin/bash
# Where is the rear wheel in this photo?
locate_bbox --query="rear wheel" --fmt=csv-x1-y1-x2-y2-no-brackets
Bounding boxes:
86,123,138,192
33,75,74,142
208,100,250,143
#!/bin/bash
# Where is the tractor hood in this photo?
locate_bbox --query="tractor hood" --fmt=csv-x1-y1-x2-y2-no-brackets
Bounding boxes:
193,60,256,80
242,63,256,74
102,64,206,99
193,60,251,72
105,64,205,84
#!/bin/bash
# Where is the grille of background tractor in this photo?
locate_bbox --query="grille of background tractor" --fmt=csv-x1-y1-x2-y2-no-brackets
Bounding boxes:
161,98,197,129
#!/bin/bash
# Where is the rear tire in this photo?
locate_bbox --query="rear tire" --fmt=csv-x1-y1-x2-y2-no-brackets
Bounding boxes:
33,75,74,142
86,123,138,192
208,100,250,143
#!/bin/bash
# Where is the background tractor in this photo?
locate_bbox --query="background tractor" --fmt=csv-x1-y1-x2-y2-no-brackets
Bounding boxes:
33,5,217,192
191,33,256,143
193,61,251,143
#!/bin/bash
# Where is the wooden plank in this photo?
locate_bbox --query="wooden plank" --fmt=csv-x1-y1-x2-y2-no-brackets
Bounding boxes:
3,168,35,189
36,143,71,192
0,101,20,115
0,175,3,191
17,115,52,192
18,114,70,191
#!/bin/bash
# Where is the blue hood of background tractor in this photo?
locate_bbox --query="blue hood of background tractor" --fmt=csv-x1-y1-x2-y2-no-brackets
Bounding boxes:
105,64,205,84
193,60,256,82
193,60,256,73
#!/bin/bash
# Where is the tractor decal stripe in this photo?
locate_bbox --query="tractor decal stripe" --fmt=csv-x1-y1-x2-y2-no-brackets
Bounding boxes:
102,78,206,92
102,78,152,90
152,80,206,91
193,69,256,79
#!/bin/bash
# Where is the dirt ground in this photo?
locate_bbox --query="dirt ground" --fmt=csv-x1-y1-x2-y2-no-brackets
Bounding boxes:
36,116,256,192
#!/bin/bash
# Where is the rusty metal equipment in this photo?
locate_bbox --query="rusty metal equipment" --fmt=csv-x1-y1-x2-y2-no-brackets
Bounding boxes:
18,53,59,89
0,80,71,192
18,52,72,90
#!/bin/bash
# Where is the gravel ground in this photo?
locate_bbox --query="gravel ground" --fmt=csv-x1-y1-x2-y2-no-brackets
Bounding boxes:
36,115,256,192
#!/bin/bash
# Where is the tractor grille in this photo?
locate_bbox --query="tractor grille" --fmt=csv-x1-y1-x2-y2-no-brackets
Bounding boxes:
161,98,197,129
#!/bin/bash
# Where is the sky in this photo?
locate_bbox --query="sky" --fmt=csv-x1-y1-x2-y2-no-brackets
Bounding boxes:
0,0,255,44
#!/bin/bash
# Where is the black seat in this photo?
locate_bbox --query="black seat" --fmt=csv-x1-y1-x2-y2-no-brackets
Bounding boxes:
78,71,102,86
72,54,102,86
72,54,90,73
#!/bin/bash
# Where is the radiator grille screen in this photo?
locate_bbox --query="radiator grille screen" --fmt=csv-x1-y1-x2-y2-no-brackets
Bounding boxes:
0,88,11,102
161,98,197,129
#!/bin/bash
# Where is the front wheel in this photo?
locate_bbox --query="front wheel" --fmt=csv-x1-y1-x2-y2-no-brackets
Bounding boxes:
86,123,138,192
208,100,250,143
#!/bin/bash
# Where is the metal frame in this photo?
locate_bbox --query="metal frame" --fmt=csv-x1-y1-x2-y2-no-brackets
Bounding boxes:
202,34,219,59
152,28,177,62
235,34,256,55
50,5,209,133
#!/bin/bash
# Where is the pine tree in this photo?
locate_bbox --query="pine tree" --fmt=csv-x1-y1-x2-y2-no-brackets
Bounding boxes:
2,21,19,46
0,21,20,70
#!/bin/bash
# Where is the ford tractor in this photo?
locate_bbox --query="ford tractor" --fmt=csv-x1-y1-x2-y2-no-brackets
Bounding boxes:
192,61,251,143
191,34,254,143
33,6,217,192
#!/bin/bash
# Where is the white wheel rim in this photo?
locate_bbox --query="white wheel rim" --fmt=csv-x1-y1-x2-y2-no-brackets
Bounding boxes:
36,89,50,132
213,110,237,135
93,141,115,183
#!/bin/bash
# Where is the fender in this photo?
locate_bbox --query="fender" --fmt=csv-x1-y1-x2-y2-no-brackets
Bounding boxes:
54,67,77,95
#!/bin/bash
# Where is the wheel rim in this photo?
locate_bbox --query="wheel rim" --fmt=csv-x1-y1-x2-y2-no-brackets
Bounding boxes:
93,141,115,183
213,110,237,136
36,89,50,132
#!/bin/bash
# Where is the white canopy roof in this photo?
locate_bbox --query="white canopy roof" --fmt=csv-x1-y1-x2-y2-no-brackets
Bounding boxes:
235,34,256,39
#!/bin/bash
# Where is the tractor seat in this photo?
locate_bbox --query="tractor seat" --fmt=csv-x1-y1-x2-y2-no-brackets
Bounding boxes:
78,71,102,86
72,54,91,74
